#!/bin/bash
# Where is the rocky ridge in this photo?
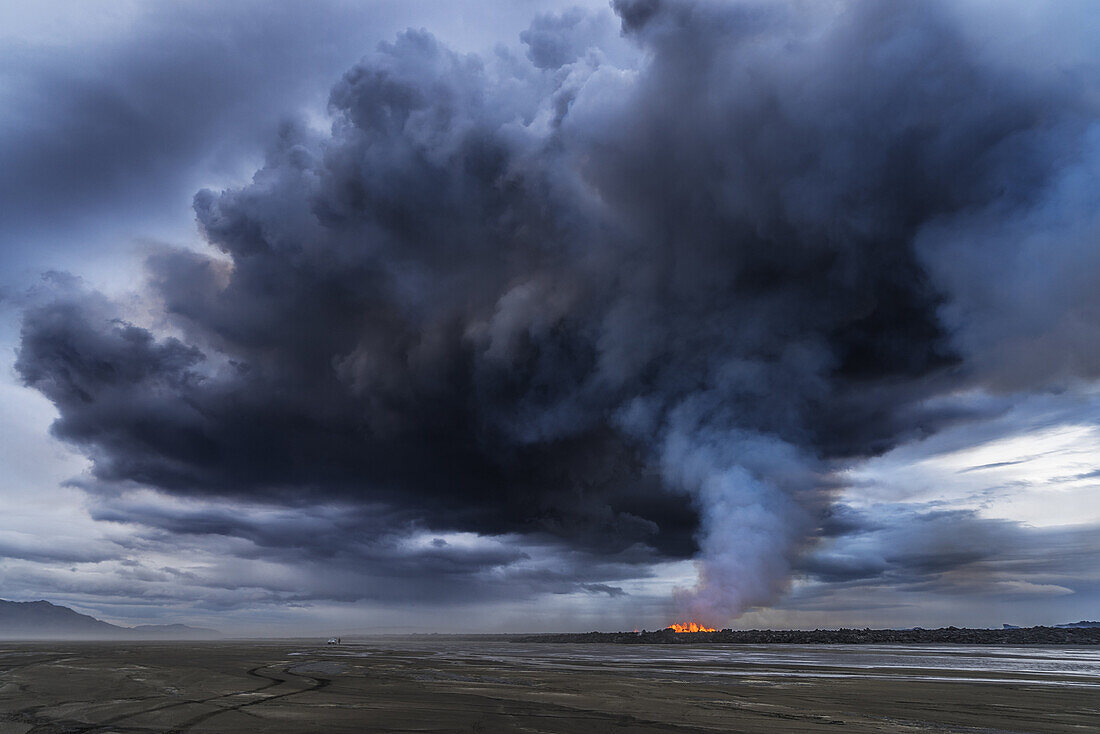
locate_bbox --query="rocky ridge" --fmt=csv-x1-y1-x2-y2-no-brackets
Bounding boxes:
518,626,1100,645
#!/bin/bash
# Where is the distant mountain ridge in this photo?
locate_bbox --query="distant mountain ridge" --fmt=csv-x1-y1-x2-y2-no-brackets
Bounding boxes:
0,599,220,639
1003,620,1100,630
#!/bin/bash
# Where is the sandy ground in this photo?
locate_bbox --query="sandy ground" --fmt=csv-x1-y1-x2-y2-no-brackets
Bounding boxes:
1,639,1097,733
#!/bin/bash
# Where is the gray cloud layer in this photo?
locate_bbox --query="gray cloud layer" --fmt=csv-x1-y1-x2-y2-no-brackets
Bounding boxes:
15,0,1100,624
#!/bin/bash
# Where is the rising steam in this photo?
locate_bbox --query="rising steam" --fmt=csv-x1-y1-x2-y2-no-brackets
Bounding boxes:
17,0,1100,624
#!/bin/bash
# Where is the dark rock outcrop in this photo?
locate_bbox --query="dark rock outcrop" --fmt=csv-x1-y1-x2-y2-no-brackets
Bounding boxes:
518,626,1100,645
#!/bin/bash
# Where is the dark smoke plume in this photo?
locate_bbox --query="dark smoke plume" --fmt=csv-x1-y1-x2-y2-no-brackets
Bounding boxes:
18,0,1100,622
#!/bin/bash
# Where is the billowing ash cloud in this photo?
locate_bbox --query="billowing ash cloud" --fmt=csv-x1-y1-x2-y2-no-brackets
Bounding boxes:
17,0,1100,623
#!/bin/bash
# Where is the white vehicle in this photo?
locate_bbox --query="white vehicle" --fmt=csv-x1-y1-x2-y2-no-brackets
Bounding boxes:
326,637,338,645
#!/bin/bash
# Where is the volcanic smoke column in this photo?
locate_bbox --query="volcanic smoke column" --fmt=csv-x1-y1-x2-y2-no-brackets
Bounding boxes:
659,420,817,625
15,0,1094,624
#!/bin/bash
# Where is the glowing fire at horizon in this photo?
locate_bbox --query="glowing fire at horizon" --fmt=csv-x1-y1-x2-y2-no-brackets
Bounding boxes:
667,621,717,633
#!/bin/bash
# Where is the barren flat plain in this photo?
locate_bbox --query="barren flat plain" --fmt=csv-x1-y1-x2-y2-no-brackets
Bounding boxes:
2,639,1098,733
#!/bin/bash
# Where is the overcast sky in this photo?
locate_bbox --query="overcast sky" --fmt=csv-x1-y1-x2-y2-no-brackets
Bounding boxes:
2,0,1099,636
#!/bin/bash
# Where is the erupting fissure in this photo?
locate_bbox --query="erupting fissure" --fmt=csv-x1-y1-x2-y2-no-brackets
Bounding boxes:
667,622,717,633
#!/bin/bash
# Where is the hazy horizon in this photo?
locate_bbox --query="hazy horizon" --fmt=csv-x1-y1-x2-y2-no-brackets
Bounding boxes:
1,593,1096,639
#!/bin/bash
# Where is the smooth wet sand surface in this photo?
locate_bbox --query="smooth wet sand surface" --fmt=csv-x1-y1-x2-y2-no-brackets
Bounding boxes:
1,640,1097,732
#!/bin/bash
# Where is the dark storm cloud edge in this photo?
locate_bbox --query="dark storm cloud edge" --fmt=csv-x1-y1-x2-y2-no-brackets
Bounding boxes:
0,0,472,265
16,0,1100,621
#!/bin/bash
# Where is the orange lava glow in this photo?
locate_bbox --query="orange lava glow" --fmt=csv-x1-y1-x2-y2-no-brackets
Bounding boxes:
667,621,717,633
